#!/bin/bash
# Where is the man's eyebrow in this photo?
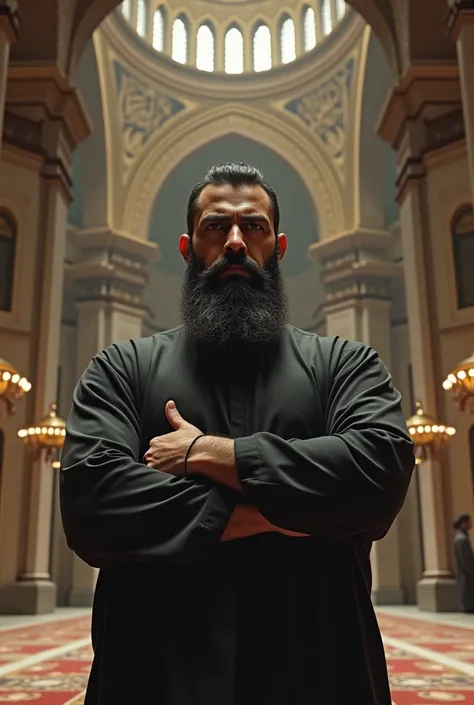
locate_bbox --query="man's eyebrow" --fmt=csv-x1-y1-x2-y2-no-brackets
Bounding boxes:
199,213,271,225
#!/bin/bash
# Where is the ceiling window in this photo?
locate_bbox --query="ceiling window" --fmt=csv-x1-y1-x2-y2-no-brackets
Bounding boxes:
172,17,188,64
225,27,244,74
321,0,333,35
253,24,272,72
281,17,296,64
121,0,131,21
335,0,346,20
137,0,147,37
153,8,165,51
196,24,215,72
303,7,317,51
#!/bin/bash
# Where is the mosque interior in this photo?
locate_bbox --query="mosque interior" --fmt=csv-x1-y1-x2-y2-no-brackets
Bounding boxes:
0,0,474,699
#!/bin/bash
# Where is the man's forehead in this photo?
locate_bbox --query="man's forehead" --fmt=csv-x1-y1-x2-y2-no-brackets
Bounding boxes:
197,183,271,214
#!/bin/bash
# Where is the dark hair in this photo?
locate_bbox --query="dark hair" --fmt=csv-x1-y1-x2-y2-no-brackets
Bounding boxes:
186,162,280,236
453,513,471,530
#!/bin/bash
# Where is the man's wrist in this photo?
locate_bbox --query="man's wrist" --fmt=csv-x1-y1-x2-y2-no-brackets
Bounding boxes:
186,435,242,491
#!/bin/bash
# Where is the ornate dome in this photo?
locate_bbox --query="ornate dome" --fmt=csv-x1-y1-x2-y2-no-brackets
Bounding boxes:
119,0,349,74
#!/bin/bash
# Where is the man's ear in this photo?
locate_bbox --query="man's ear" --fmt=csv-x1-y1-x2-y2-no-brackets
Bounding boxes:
179,234,190,262
277,233,287,261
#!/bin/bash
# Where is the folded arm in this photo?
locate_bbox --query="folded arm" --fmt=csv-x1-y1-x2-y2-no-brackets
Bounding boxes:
188,342,415,542
60,342,235,568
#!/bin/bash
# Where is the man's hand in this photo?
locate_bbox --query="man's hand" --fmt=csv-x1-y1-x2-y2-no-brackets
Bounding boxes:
144,401,202,476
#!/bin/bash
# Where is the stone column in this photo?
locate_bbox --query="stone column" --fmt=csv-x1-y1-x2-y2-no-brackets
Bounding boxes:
310,227,406,604
65,227,158,607
0,0,18,143
447,1,474,206
0,68,91,614
378,66,464,612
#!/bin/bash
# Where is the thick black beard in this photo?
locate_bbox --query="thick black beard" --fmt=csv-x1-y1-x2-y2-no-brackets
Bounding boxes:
180,247,288,347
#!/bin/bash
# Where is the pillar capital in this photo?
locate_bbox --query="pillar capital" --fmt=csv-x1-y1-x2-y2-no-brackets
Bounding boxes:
447,1,474,42
308,228,402,310
0,0,19,44
3,66,92,201
70,227,160,310
377,66,464,202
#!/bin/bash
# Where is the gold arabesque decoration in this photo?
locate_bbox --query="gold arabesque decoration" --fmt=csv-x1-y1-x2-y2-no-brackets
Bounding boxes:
443,352,474,413
18,403,66,465
0,358,31,415
406,401,456,466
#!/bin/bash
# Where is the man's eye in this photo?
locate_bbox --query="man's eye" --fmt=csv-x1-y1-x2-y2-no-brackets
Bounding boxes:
206,222,225,230
246,222,263,230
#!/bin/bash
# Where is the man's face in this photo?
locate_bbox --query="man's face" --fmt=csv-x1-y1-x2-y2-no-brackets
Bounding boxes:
178,183,289,347
181,183,287,270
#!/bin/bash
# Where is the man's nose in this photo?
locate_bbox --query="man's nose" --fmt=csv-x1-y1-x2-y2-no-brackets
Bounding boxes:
225,226,247,254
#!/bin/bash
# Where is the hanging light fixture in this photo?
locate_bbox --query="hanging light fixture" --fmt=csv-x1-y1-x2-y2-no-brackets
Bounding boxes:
406,401,456,466
442,352,474,413
18,403,66,465
0,358,31,415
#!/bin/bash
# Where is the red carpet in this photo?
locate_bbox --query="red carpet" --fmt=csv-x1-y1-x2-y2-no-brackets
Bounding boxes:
0,611,473,703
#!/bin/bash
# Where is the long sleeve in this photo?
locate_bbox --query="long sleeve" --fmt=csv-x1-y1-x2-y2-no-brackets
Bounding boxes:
234,340,414,542
60,341,235,568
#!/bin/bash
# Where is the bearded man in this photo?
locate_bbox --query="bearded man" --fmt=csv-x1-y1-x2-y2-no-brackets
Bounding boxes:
60,162,414,705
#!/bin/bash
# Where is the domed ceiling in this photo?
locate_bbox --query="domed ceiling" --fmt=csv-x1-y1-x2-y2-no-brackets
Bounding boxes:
119,0,348,74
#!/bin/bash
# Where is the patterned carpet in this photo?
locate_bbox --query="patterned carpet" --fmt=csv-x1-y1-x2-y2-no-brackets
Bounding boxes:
0,612,473,702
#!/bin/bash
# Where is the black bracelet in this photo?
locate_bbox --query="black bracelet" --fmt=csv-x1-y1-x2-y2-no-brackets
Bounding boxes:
184,434,205,477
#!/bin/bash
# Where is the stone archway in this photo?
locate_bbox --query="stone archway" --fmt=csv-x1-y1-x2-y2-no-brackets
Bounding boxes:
123,103,343,241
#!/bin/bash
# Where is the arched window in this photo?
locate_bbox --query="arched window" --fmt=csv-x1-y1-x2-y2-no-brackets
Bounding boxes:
153,7,165,51
121,0,131,20
137,0,147,37
452,205,474,309
224,27,244,74
470,426,474,496
196,24,215,72
280,16,296,64
253,23,272,72
0,429,3,496
0,210,16,311
303,7,317,51
335,0,346,20
321,0,332,35
172,17,188,64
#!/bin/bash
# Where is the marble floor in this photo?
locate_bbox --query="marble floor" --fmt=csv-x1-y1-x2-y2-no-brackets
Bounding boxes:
0,606,474,703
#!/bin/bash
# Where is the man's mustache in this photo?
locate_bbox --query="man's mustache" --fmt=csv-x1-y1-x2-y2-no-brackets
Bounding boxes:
200,253,265,282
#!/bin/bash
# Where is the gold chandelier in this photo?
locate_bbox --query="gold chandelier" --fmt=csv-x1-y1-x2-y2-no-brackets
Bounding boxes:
406,401,456,465
18,403,66,465
0,358,31,415
442,352,474,413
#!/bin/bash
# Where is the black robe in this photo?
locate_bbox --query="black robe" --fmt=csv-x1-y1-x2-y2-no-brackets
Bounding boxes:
454,530,474,612
60,325,414,705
